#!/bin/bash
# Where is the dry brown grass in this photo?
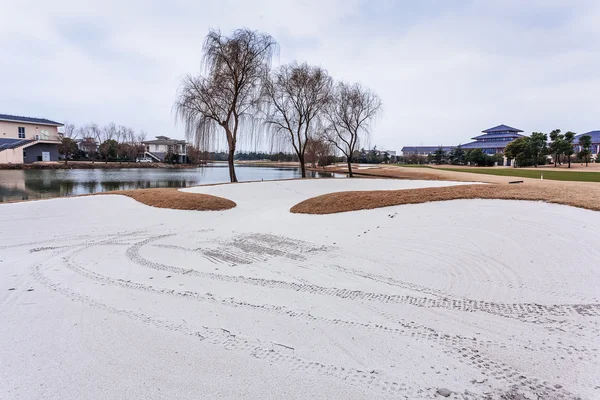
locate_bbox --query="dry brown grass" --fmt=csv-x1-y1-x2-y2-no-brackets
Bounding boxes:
100,188,236,211
290,183,600,214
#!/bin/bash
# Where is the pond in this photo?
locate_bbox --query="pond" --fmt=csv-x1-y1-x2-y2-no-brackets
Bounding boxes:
0,164,343,202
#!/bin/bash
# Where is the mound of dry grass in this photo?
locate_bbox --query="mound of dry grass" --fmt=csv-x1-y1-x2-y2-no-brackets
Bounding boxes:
290,183,600,214
101,188,236,211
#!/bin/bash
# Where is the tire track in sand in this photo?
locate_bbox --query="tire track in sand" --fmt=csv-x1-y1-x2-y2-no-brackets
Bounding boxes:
54,240,580,398
126,235,600,322
30,250,431,400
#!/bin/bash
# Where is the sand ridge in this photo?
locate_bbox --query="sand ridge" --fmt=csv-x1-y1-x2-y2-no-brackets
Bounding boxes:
99,188,236,211
290,182,600,214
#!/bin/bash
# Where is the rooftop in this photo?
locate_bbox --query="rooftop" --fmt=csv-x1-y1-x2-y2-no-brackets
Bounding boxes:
461,140,514,149
471,132,524,141
482,124,523,133
401,146,455,153
143,136,186,145
0,113,63,127
574,131,600,144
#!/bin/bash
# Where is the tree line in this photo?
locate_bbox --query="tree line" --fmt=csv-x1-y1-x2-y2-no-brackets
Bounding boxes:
190,150,345,165
408,130,595,168
175,28,382,182
505,130,594,168
58,122,148,163
425,147,504,166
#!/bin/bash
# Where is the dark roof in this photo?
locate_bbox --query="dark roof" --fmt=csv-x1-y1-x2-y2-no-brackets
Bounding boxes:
461,140,514,149
0,138,33,150
574,131,600,144
471,132,524,140
143,138,186,145
482,124,523,133
0,113,63,126
401,146,455,153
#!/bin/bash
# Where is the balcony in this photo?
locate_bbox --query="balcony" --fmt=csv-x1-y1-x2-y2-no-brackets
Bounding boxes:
34,133,61,142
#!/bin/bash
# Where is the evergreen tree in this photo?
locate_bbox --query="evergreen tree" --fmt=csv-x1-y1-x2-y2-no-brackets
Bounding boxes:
578,134,592,166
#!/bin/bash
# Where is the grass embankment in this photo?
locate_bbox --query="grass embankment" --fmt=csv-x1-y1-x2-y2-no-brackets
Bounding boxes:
101,188,236,211
394,165,600,182
290,183,600,214
435,167,600,182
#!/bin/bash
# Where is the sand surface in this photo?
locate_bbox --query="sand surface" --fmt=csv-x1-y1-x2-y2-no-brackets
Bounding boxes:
1,179,599,399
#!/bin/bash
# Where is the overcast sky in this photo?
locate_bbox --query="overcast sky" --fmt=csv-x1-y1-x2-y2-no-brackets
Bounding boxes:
1,0,599,151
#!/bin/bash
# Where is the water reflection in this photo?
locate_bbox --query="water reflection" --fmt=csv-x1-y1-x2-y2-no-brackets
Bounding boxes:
0,165,342,202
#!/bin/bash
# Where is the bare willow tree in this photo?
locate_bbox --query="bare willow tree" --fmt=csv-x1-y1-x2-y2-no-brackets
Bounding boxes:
306,137,332,168
175,28,278,182
324,82,382,177
263,62,332,177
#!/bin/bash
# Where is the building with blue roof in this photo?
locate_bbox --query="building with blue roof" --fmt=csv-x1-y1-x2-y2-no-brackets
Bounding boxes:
401,124,524,165
574,131,600,158
460,125,524,155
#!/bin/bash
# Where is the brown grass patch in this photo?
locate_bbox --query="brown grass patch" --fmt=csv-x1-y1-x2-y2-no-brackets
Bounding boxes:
101,188,236,211
290,183,600,214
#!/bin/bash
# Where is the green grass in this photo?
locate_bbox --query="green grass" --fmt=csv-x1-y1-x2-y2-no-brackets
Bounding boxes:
435,167,600,182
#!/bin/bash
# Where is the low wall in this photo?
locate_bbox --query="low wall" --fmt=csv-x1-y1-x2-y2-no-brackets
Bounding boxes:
0,148,23,164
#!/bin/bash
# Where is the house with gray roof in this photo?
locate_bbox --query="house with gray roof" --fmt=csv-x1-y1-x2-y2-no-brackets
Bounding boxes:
0,114,63,164
142,136,188,163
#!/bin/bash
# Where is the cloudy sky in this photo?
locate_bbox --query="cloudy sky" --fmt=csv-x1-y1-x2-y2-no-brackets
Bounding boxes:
1,0,599,152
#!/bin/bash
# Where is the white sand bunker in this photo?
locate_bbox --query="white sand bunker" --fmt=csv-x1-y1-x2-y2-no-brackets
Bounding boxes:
1,179,599,400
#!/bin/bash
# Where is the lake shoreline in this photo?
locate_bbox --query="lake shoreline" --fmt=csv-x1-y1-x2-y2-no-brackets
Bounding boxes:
0,164,341,202
0,162,200,170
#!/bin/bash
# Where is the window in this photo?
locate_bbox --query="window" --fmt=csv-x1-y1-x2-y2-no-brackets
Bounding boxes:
18,126,26,138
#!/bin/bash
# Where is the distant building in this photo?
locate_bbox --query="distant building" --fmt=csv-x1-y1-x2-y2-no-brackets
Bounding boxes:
460,125,524,155
75,137,99,156
401,146,455,157
574,131,600,159
0,114,63,164
142,136,187,163
401,124,525,165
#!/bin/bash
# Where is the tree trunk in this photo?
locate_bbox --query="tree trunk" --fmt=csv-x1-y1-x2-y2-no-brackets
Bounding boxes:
228,148,237,183
347,159,353,178
299,157,306,178
554,154,557,167
568,156,571,168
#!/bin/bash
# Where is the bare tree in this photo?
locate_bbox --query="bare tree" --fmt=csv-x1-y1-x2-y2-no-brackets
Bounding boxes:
88,123,102,144
102,122,117,142
137,130,148,144
60,122,78,139
175,28,278,182
324,82,382,177
263,62,332,177
306,137,332,168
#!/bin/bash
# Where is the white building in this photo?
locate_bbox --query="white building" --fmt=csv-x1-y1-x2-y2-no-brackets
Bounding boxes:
142,136,188,163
